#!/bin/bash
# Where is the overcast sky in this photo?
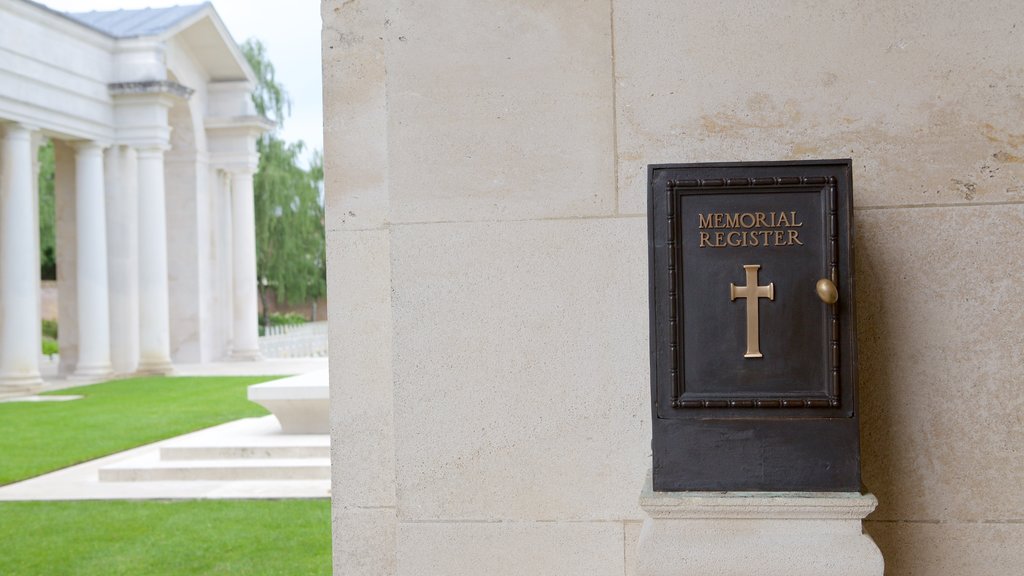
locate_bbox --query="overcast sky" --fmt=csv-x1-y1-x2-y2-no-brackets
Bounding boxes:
39,0,324,165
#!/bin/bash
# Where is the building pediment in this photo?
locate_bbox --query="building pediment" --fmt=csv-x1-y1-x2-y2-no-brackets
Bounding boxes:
65,3,255,84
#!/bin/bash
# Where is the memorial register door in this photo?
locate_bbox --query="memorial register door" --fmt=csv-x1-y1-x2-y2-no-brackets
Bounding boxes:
648,160,860,492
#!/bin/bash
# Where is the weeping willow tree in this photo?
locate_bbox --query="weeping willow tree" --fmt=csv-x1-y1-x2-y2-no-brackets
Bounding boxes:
241,39,326,325
39,140,56,280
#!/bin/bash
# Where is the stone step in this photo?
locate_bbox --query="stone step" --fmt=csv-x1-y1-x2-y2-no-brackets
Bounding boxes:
99,453,330,482
160,444,330,461
160,441,329,461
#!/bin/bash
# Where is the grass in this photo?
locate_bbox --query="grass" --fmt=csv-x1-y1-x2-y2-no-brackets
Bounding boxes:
42,336,59,357
0,375,280,485
0,374,330,574
0,499,331,575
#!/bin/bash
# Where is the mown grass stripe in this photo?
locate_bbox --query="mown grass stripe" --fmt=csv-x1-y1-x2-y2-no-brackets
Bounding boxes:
0,499,330,575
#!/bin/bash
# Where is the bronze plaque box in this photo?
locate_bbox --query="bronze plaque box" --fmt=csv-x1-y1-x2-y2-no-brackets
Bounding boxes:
648,160,860,491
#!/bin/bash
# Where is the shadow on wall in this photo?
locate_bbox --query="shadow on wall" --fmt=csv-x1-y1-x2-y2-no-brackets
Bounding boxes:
855,220,906,557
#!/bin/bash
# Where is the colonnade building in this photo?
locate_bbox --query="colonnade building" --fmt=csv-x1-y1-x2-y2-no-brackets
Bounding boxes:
0,0,270,394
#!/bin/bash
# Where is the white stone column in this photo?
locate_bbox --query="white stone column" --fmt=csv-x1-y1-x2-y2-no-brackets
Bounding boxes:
0,123,43,392
106,145,140,374
230,170,261,359
73,141,113,378
136,146,173,372
218,170,235,356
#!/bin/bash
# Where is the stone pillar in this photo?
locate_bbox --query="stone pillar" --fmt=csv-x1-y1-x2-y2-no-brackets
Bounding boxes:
217,170,235,356
229,169,260,359
635,472,884,576
105,145,140,374
73,141,113,378
0,123,43,393
136,146,173,373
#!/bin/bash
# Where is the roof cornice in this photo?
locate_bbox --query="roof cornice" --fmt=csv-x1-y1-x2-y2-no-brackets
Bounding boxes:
5,0,115,50
110,80,195,100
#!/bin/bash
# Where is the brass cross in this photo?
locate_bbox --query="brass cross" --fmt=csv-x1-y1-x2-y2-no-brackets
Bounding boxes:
729,264,774,358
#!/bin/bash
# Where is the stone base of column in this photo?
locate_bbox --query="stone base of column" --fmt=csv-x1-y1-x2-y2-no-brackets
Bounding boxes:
0,373,43,398
136,359,174,375
229,348,263,361
636,471,883,576
72,363,113,381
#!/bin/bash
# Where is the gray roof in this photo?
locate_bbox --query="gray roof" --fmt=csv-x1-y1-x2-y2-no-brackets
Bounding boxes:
65,3,209,39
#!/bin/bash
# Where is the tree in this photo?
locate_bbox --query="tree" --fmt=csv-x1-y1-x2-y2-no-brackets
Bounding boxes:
252,136,326,308
241,39,326,325
241,38,289,128
38,140,56,280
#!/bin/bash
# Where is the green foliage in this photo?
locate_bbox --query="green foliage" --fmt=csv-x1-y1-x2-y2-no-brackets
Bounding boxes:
0,375,280,485
259,313,305,334
253,136,326,307
240,39,290,128
241,38,326,313
268,312,307,326
41,338,58,357
0,500,330,575
42,320,59,356
38,140,56,280
41,319,58,339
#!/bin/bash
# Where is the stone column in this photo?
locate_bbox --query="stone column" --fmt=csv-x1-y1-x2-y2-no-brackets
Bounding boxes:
73,141,113,378
0,123,43,393
230,169,261,359
218,170,235,356
136,146,173,373
105,145,140,374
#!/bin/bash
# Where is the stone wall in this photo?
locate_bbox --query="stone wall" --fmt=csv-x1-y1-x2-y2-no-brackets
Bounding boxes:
322,1,1024,574
257,289,327,322
40,281,58,321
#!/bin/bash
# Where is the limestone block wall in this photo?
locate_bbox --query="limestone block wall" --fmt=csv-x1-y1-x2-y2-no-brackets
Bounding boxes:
323,1,1024,574
612,3,1024,574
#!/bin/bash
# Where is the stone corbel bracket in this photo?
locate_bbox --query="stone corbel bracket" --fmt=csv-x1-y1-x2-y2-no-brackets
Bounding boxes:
636,470,884,576
108,80,194,100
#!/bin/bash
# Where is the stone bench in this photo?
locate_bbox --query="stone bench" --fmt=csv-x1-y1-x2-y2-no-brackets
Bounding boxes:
247,370,329,434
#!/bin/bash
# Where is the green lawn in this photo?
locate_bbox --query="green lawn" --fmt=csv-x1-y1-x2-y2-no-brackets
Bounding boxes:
0,499,331,576
0,375,331,574
0,376,280,485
